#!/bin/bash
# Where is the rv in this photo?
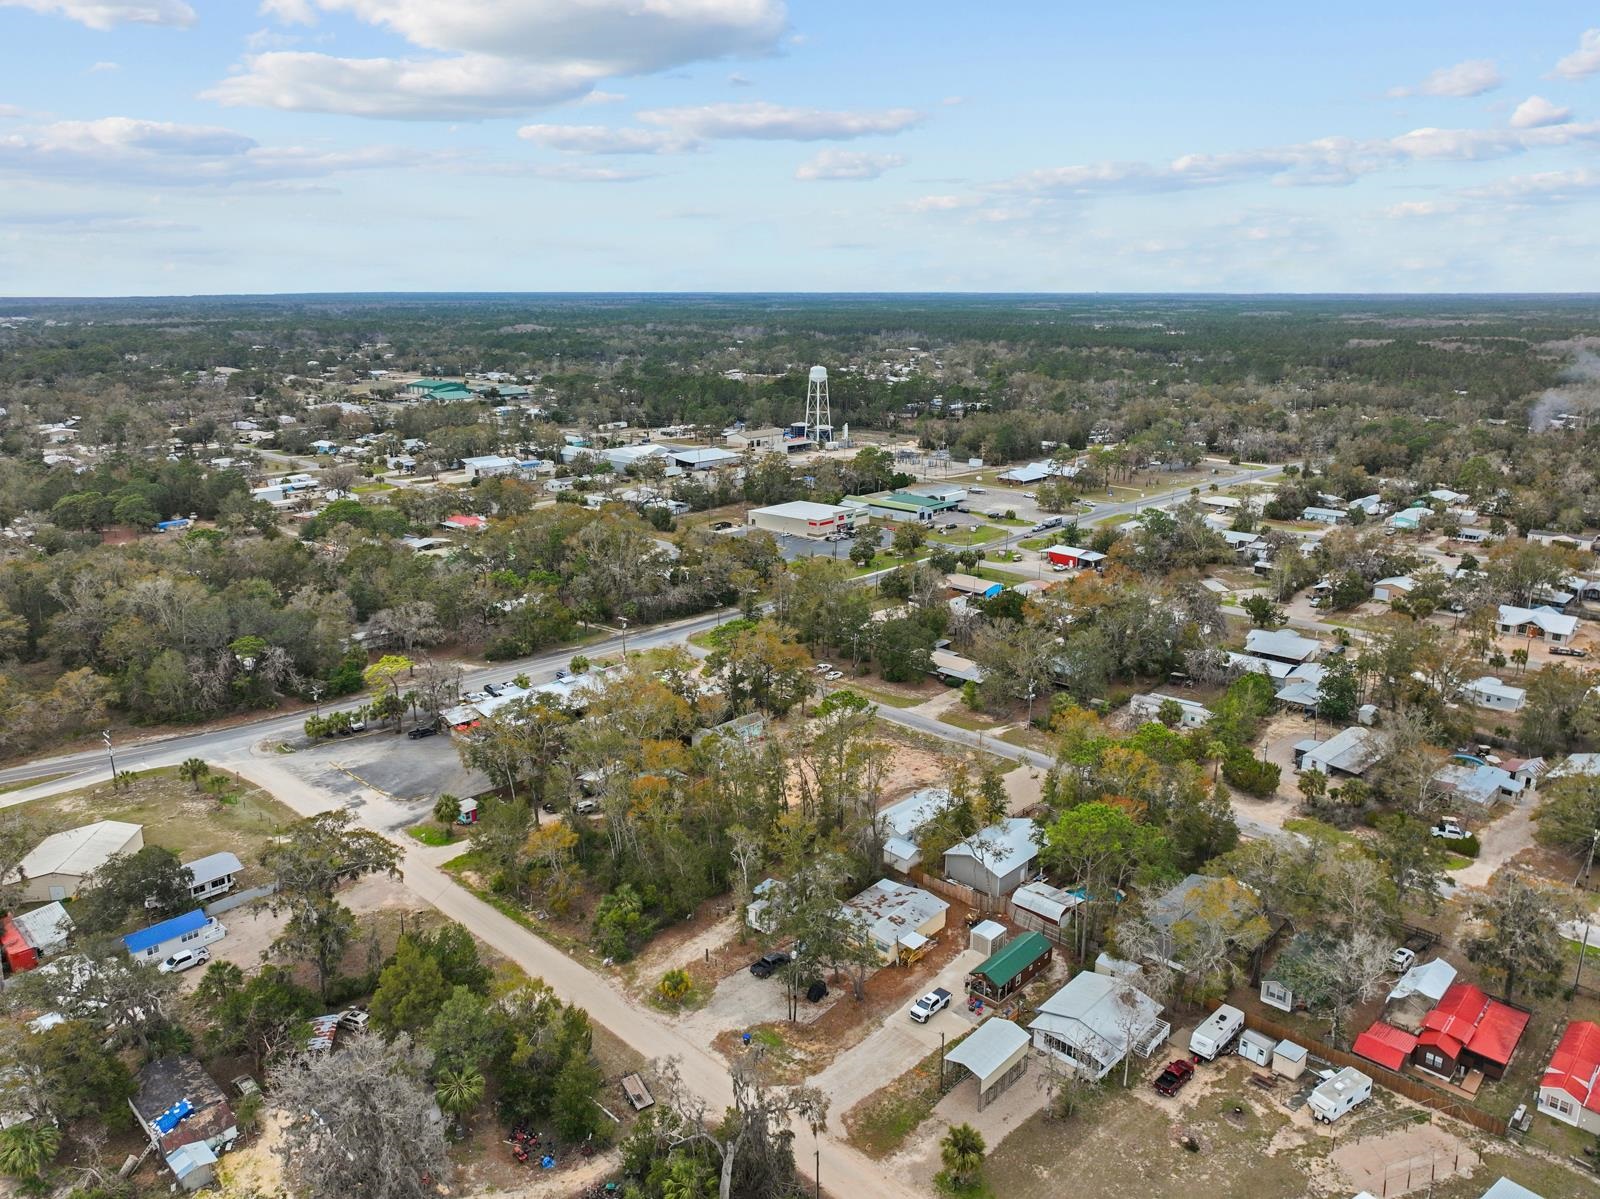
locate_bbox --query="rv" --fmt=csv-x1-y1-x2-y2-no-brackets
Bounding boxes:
1308,1067,1372,1124
1189,1004,1245,1061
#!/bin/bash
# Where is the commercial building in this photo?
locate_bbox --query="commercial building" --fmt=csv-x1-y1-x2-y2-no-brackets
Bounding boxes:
1043,545,1107,570
745,500,862,540
9,820,143,902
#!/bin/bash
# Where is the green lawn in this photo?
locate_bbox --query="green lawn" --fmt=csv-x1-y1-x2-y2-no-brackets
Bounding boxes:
930,524,1006,547
0,772,69,795
352,482,395,493
838,683,929,710
7,766,299,879
844,1029,972,1156
408,823,456,847
940,709,1005,733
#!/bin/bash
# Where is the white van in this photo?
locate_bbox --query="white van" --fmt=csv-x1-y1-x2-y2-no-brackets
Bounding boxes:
1308,1067,1372,1124
1189,1004,1245,1060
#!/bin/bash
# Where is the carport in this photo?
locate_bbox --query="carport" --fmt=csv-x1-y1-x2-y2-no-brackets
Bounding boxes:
945,1018,1031,1111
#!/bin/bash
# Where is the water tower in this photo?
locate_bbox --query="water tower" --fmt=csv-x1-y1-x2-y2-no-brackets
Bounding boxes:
804,364,833,446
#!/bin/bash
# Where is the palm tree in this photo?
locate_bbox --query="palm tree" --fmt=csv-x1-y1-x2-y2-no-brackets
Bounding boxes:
434,1066,486,1121
178,758,211,792
0,1123,61,1183
939,1122,986,1190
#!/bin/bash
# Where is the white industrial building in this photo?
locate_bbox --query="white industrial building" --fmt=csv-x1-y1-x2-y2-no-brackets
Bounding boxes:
746,501,863,540
9,821,144,902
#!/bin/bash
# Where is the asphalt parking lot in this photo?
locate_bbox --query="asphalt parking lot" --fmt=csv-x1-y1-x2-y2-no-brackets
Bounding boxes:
775,528,891,561
278,731,487,830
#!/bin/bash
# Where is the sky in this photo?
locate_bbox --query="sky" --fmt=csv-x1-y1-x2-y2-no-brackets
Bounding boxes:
5,3,1600,295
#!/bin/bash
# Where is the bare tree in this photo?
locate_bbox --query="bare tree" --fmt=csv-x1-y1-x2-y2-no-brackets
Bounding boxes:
368,602,444,653
269,1033,448,1199
654,1054,827,1199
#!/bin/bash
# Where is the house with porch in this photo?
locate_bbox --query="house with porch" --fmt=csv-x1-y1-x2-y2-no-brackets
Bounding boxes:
1029,972,1169,1080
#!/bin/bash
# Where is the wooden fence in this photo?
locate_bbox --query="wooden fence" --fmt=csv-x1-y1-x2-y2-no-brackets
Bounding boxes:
1213,1001,1509,1137
908,869,999,915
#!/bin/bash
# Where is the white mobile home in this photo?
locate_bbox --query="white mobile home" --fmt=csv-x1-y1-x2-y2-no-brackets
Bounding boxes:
181,852,241,903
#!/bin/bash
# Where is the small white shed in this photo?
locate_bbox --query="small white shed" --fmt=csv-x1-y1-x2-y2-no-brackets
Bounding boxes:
1273,1040,1308,1080
969,920,1008,957
1238,1029,1275,1067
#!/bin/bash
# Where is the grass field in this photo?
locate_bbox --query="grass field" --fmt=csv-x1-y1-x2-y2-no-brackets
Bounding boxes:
843,1029,973,1156
9,765,299,875
930,524,1006,547
837,683,929,709
0,772,69,795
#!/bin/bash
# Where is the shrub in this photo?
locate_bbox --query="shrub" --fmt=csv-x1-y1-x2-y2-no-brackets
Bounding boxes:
1452,833,1481,859
656,968,693,1006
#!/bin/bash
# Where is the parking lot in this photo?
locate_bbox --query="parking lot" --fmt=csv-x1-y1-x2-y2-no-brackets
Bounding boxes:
277,730,487,831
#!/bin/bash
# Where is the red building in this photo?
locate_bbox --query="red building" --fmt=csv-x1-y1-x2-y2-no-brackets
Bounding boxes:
1413,982,1529,1082
1352,1021,1417,1072
1042,546,1106,570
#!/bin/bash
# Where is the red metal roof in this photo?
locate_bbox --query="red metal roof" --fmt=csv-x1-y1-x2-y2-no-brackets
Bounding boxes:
1353,1021,1417,1072
1543,1020,1600,1113
1419,982,1529,1067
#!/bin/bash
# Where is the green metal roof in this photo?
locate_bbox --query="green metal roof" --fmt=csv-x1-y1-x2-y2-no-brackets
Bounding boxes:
885,490,950,508
971,930,1051,988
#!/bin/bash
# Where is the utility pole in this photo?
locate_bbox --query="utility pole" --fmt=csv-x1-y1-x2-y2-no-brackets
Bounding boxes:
618,617,629,660
102,729,117,785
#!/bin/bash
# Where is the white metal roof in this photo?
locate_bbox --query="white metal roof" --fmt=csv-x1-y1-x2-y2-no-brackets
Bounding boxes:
1497,604,1578,638
1012,881,1081,924
944,819,1039,877
945,1019,1031,1086
15,821,142,880
877,789,954,839
183,852,242,886
1388,957,1456,1004
1245,628,1320,662
751,500,853,521
12,902,72,950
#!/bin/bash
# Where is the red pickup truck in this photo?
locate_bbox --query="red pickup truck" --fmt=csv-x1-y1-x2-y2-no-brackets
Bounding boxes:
1153,1059,1195,1097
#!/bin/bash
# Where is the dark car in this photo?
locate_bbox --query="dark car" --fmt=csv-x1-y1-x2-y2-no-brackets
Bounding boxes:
406,724,439,740
749,952,791,979
1153,1059,1195,1097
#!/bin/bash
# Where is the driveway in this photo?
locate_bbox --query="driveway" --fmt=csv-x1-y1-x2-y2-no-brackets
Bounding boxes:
1450,796,1537,889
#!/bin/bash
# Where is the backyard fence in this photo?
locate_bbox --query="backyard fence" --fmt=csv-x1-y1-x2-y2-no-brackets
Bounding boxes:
908,869,1001,915
1209,1001,1510,1137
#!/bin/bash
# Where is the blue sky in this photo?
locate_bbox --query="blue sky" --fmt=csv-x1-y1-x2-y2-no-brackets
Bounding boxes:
5,2,1600,294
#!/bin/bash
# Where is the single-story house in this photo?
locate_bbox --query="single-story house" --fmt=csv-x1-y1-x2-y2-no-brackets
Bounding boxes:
123,911,226,966
943,819,1040,898
440,514,487,532
745,877,783,935
1301,506,1347,525
1029,971,1170,1080
1348,494,1385,515
181,852,241,903
746,500,860,540
929,649,986,685
1244,628,1320,665
1430,762,1522,809
1273,663,1328,711
1227,651,1298,680
1139,874,1261,972
1413,982,1530,1082
1043,546,1107,570
1372,576,1417,602
1199,494,1243,511
946,573,1004,600
130,1056,238,1191
8,820,144,903
944,1018,1032,1110
842,879,949,964
1428,488,1468,505
1529,530,1596,552
1009,881,1082,942
1354,1021,1419,1073
1221,530,1265,556
1294,726,1388,778
0,903,73,974
1390,506,1433,530
1128,692,1211,729
1539,1020,1600,1134
967,930,1053,1002
1463,676,1526,713
1496,604,1578,644
875,788,956,872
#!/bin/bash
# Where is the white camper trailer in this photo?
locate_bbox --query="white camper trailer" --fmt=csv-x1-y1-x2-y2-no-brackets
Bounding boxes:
1308,1067,1372,1124
1189,1004,1245,1061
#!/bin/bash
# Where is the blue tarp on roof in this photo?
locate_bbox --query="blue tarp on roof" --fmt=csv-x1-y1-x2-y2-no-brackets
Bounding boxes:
123,910,206,955
154,1098,193,1135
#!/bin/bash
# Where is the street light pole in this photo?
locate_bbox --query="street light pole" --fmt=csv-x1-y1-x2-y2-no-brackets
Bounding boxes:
102,729,117,784
618,617,629,660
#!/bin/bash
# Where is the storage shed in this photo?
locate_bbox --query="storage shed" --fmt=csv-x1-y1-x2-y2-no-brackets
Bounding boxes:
1010,881,1082,943
944,1019,1032,1110
969,920,1008,957
1273,1040,1308,1079
1238,1029,1275,1067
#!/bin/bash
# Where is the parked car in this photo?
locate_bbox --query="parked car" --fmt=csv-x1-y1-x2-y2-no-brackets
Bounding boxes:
1551,646,1589,658
347,718,366,732
573,799,600,816
482,684,502,697
826,670,844,681
1051,563,1069,573
158,947,211,974
1389,947,1417,973
338,1006,370,1033
1430,817,1467,840
815,663,833,673
967,485,986,494
1153,1059,1195,1097
407,724,439,740
1021,491,1038,500
749,952,791,979
909,987,953,1023
710,521,734,531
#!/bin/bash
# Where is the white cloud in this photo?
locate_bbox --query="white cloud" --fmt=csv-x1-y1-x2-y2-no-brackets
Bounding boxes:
1385,199,1458,218
0,0,194,28
638,101,922,140
0,115,422,186
213,0,788,119
576,90,626,106
517,123,692,154
1509,95,1571,129
1388,58,1502,98
728,73,753,87
527,162,651,182
205,52,603,120
260,0,317,21
88,60,120,72
1464,168,1600,202
794,149,904,180
0,105,24,119
1554,28,1600,79
902,194,979,213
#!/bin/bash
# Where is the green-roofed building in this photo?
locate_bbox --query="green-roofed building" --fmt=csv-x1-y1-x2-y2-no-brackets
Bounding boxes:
967,930,1053,1002
403,378,475,401
842,489,960,522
